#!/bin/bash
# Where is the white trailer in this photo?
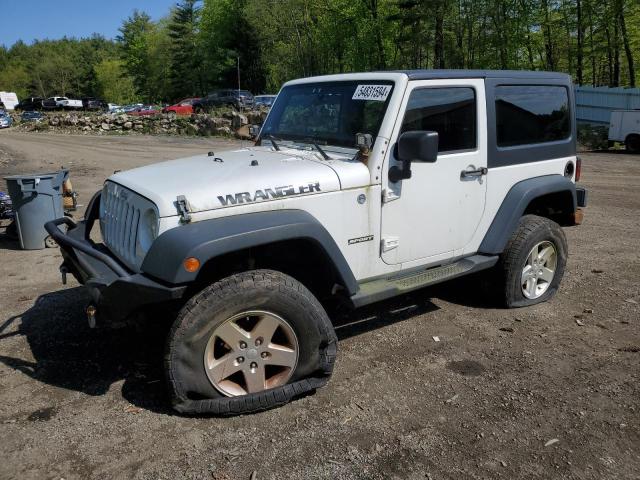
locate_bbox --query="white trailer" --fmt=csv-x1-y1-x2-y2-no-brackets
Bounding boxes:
609,110,640,152
0,92,19,110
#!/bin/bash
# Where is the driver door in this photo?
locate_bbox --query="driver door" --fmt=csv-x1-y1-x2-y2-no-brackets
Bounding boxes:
381,79,487,266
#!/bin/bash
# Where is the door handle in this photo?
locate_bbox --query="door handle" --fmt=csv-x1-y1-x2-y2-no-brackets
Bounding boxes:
460,167,488,178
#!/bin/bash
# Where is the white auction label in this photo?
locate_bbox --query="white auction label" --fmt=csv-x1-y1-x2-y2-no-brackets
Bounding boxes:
352,84,392,102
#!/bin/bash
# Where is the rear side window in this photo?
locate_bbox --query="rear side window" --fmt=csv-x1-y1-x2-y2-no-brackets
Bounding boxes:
401,87,476,153
495,85,570,147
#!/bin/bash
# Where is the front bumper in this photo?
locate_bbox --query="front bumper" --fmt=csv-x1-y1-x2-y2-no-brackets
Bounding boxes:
45,197,186,326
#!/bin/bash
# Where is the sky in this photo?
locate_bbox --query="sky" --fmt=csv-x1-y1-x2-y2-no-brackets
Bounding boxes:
0,0,178,47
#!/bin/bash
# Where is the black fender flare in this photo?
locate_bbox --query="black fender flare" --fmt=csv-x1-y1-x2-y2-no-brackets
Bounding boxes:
478,175,576,255
141,209,359,294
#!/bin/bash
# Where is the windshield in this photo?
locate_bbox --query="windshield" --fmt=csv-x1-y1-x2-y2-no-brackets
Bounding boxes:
261,81,394,149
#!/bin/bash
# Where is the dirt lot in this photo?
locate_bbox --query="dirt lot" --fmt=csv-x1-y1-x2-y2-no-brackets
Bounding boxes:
0,131,638,480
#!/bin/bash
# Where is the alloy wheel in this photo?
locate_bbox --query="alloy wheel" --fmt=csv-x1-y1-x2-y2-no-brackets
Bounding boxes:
203,311,299,397
521,241,557,299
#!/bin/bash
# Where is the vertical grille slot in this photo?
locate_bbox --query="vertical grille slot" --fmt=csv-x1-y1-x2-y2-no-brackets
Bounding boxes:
101,182,146,270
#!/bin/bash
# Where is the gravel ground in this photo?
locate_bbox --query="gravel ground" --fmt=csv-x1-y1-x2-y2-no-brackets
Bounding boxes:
0,131,638,480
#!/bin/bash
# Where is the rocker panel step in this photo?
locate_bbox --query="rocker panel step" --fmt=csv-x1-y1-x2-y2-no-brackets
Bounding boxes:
351,254,499,308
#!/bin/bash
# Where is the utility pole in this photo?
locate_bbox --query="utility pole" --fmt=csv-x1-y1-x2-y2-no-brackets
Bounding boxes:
237,56,241,112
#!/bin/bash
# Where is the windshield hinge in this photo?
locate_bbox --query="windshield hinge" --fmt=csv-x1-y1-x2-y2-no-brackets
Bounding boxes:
381,236,400,252
382,188,400,203
176,195,192,223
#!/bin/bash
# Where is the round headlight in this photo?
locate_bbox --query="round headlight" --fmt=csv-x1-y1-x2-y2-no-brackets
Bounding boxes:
137,208,159,255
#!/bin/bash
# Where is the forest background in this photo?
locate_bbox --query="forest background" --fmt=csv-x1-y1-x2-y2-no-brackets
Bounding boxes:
0,0,638,104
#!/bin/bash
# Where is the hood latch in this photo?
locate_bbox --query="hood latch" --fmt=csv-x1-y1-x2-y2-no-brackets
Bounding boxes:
176,195,192,223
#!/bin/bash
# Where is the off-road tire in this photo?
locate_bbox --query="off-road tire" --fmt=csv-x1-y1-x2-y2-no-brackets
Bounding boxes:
625,134,640,153
165,269,337,416
498,215,568,308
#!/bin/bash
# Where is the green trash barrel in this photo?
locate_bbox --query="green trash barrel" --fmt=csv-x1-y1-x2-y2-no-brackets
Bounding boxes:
4,170,69,250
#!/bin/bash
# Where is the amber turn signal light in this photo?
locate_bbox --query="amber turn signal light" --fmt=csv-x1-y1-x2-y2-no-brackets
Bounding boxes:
183,257,200,272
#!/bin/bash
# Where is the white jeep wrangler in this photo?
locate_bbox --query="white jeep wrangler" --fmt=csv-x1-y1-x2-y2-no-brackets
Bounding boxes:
47,70,587,415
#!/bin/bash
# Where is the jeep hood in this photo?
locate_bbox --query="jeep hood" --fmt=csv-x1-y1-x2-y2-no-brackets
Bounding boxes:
108,147,370,217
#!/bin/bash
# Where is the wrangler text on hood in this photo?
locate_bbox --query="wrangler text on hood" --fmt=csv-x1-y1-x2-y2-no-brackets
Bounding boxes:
217,182,321,206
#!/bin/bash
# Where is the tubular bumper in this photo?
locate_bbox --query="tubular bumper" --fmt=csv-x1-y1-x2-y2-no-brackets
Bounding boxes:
45,199,186,326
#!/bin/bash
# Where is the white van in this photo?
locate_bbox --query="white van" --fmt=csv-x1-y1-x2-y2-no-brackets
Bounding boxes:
608,110,640,152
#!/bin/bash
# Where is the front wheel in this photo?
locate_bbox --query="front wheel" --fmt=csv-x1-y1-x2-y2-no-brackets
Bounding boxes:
165,270,337,415
625,134,640,153
498,215,568,308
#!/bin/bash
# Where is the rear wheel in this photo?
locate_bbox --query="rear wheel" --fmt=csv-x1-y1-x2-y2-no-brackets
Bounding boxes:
497,215,568,308
625,134,640,153
165,270,337,415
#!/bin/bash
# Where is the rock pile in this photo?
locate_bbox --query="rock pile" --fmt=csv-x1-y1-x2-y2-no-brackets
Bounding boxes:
12,108,269,138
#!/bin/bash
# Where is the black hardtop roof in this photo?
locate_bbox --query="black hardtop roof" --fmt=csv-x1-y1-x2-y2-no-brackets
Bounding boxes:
393,69,571,81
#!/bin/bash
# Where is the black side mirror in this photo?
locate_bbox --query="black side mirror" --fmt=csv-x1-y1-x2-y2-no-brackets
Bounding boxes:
389,131,439,183
398,130,439,163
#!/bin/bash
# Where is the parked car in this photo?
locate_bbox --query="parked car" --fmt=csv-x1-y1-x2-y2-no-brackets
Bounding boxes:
608,110,640,152
162,98,200,116
0,110,12,128
255,95,277,107
49,96,83,110
45,70,586,416
21,110,44,122
82,97,107,111
121,103,144,113
13,97,36,110
14,97,57,111
107,103,121,113
193,89,254,112
129,105,160,116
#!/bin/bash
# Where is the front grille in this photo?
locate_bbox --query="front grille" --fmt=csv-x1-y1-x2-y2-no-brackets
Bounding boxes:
100,182,143,269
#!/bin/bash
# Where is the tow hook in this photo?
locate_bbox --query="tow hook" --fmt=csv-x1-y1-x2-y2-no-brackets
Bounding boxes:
86,305,97,329
60,265,68,285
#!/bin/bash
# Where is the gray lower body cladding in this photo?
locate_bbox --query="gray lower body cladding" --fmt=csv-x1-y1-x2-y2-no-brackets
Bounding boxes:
351,254,499,308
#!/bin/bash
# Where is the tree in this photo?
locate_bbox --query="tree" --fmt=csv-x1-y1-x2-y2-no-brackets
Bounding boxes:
167,0,204,99
117,10,156,100
616,0,635,87
201,0,266,93
576,0,584,84
94,59,137,104
0,63,30,98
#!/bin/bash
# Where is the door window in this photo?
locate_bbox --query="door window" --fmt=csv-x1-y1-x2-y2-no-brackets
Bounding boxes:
400,87,477,153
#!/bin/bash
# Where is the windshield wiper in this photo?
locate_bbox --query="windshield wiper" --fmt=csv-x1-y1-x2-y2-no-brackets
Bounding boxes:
300,138,330,160
263,134,280,151
311,142,330,160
